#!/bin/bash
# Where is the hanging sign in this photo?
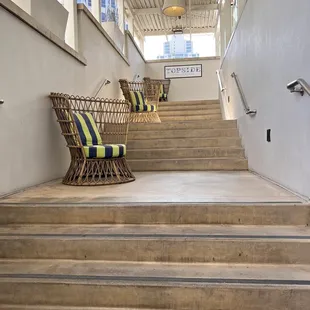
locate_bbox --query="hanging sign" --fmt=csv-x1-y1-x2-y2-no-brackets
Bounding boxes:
164,64,202,79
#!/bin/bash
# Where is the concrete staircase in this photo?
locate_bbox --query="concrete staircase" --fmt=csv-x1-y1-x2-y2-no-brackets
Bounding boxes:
127,100,248,171
0,202,310,309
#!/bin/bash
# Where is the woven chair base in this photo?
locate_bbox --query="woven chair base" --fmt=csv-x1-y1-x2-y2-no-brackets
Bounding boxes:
63,157,135,186
130,112,161,123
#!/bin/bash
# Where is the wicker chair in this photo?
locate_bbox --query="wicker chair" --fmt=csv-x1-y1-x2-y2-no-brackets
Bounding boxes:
119,79,161,123
144,77,171,102
49,93,135,186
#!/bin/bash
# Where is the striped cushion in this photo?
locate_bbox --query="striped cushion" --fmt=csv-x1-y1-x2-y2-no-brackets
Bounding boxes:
134,104,157,112
159,84,164,98
83,144,126,159
129,91,146,107
73,112,102,146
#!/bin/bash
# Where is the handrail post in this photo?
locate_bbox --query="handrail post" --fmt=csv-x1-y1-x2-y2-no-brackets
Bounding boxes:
231,72,257,116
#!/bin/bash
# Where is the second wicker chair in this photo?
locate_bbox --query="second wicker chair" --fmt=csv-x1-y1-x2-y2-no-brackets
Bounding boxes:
119,79,161,123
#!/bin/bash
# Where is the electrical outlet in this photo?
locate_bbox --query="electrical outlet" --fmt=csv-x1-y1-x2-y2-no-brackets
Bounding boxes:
267,129,271,142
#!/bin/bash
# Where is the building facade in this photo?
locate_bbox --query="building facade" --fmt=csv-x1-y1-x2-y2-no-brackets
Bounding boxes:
157,35,199,59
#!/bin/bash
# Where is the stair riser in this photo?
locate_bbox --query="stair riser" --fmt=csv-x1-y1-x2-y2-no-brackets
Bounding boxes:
159,109,221,116
160,115,222,121
128,138,242,149
165,100,219,106
128,159,248,171
129,120,237,131
159,104,220,111
0,282,309,309
0,306,160,310
127,148,245,160
128,129,239,140
1,239,310,263
0,204,308,225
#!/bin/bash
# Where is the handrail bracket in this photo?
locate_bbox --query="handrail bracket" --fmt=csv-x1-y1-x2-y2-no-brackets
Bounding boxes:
287,78,310,96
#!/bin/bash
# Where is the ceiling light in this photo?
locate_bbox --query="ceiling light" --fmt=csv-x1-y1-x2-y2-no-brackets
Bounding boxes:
162,0,186,17
172,27,183,34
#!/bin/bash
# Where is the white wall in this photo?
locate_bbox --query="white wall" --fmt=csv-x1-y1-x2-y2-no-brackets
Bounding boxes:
0,4,145,196
221,0,310,198
146,58,220,101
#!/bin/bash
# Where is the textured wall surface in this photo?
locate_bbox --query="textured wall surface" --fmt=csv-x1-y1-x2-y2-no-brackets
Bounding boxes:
0,6,144,196
221,0,310,197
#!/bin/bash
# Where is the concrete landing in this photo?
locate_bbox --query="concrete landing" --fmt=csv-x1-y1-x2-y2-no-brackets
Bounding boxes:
1,172,302,204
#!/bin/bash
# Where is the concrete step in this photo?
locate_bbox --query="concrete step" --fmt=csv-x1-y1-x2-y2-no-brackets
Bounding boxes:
128,128,239,140
127,137,242,149
1,225,309,263
0,260,309,309
163,100,219,106
0,203,308,225
159,103,220,111
129,120,237,131
127,147,245,160
158,109,221,116
160,114,222,121
0,225,310,264
128,158,248,171
0,306,163,310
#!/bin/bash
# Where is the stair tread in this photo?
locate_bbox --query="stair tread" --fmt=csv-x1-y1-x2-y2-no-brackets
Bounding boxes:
128,146,244,151
160,106,220,111
1,259,310,284
128,136,241,142
163,100,219,106
128,157,247,161
129,128,237,133
0,224,309,238
0,306,163,310
158,110,222,117
158,112,222,116
129,120,237,131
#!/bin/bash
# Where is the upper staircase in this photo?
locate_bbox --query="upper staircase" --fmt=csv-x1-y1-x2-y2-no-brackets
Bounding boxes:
158,100,222,121
127,100,248,171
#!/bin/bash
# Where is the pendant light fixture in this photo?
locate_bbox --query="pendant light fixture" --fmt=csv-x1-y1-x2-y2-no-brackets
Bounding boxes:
162,0,186,17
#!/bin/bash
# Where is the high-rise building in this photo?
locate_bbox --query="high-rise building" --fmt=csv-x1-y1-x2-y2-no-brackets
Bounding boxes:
157,35,199,59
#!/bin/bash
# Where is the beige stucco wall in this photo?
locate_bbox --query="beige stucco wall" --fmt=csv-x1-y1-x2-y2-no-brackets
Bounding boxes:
0,1,219,196
0,4,145,196
145,58,220,101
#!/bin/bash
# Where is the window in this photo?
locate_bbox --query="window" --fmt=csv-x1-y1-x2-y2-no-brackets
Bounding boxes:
101,0,119,25
144,33,215,60
77,0,91,9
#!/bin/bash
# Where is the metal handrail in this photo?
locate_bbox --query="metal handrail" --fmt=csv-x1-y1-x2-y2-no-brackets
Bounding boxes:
93,79,111,97
0,99,4,105
216,70,225,92
287,78,310,96
231,72,257,116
